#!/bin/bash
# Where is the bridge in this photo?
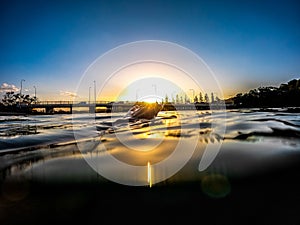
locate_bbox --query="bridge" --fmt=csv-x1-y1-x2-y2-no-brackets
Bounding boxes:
18,101,230,114
26,101,112,114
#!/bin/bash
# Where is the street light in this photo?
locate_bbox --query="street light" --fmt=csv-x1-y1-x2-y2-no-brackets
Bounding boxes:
20,79,25,95
189,89,195,103
89,86,91,104
93,80,96,104
33,86,37,103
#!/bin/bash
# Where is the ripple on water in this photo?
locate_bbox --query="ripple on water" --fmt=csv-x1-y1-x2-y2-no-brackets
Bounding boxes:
0,110,299,184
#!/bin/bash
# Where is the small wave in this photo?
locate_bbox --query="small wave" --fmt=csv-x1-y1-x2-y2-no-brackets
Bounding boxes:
0,118,29,123
165,130,192,138
70,115,122,121
39,124,73,130
250,118,300,128
0,128,87,153
0,125,39,136
96,119,150,133
230,127,300,140
198,129,223,143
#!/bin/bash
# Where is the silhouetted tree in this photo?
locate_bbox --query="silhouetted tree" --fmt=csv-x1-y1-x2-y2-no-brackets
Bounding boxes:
176,94,179,104
194,95,199,103
199,92,203,102
184,94,189,103
1,91,37,106
231,78,300,108
204,93,209,103
164,94,169,103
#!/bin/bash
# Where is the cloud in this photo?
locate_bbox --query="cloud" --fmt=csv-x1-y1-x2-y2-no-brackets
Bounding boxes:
0,83,20,93
60,91,79,98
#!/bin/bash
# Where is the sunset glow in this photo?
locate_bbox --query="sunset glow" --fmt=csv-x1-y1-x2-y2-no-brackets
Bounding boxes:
147,161,152,188
95,61,200,102
73,41,226,104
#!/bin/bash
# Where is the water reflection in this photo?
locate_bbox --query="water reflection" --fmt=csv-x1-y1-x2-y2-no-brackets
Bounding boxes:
0,109,299,190
0,125,38,136
147,161,152,188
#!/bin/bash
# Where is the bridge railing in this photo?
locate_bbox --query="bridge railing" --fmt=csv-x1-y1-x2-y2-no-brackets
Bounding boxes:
32,101,112,105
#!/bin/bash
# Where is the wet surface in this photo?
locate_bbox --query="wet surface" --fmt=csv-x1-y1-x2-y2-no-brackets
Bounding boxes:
0,109,300,224
0,109,299,181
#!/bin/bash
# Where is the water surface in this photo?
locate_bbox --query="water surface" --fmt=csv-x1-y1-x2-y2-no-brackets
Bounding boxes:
1,109,299,184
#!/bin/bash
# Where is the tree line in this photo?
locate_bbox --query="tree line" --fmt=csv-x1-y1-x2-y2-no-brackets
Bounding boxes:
164,92,220,104
231,79,300,108
0,91,38,109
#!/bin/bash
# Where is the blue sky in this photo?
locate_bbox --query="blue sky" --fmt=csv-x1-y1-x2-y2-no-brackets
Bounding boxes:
0,0,299,100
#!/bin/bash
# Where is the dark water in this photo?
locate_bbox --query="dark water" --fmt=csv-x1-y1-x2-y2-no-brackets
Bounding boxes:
0,109,300,225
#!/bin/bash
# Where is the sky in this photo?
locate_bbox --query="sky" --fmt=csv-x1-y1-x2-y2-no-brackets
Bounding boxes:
0,0,299,101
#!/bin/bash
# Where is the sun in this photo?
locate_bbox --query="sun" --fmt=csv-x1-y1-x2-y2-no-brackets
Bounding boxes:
115,77,184,103
91,61,204,102
138,95,164,103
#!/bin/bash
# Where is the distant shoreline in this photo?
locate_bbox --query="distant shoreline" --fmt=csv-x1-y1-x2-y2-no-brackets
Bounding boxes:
1,106,300,116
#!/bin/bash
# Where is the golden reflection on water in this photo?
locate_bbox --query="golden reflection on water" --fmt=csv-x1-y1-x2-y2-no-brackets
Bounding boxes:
99,135,179,166
147,161,152,188
99,113,182,166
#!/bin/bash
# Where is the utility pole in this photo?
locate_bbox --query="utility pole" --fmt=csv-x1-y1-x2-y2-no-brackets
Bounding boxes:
33,86,36,103
20,79,25,95
89,86,91,104
93,80,96,104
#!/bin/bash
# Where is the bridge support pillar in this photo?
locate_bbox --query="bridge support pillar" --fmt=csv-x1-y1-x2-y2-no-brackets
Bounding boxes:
45,107,54,114
89,106,95,113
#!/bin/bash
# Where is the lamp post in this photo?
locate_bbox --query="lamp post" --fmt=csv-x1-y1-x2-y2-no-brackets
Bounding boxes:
189,89,195,103
89,86,91,104
33,86,36,103
20,79,25,95
93,80,96,104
